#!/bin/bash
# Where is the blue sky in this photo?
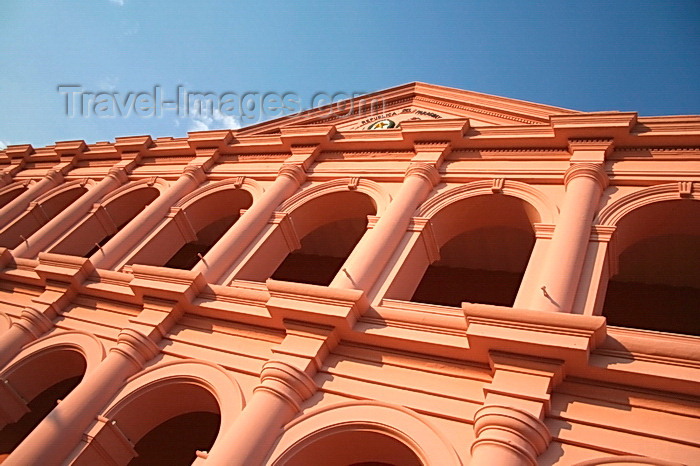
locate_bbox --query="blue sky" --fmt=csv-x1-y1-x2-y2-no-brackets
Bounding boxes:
1,1,699,149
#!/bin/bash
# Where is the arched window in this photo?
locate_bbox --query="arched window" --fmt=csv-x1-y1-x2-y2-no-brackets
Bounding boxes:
49,185,159,257
0,184,87,249
279,429,422,466
267,401,461,466
0,348,87,460
69,361,243,466
0,184,28,209
235,190,377,286
125,186,253,270
603,199,700,335
411,194,537,307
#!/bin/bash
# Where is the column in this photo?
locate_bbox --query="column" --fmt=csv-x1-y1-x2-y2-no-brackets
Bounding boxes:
524,140,611,313
0,169,64,227
193,147,317,284
12,166,130,258
90,163,208,270
469,354,560,466
470,405,551,466
329,144,447,293
205,361,316,466
204,318,337,466
4,328,160,466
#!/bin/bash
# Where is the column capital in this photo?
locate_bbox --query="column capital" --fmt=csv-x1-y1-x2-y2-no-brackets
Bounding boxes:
181,164,208,184
257,360,317,411
15,307,54,338
564,162,608,190
45,168,65,183
472,404,551,466
113,328,161,369
106,166,130,184
278,163,308,185
405,162,441,187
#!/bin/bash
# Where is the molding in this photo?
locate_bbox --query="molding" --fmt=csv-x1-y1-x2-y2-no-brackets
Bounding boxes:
268,211,301,252
418,179,558,224
129,264,207,304
407,217,440,263
174,177,264,209
269,400,462,466
405,162,441,187
31,178,94,205
167,206,198,243
277,163,308,185
257,360,317,411
596,182,700,225
278,178,392,216
472,404,551,466
564,163,609,190
266,279,368,331
35,252,95,287
463,302,607,368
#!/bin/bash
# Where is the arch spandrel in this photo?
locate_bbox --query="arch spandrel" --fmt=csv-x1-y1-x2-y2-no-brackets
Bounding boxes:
31,178,96,205
0,330,105,403
278,178,392,216
99,359,244,441
596,182,700,227
174,177,264,210
267,400,463,466
97,178,170,206
417,180,557,225
0,330,105,380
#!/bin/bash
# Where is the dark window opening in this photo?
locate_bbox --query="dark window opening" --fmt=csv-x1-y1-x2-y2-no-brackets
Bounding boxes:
0,187,27,209
412,266,524,307
164,214,239,270
271,217,368,286
128,412,220,466
604,232,700,336
0,375,83,460
603,200,700,336
411,225,534,308
282,430,422,466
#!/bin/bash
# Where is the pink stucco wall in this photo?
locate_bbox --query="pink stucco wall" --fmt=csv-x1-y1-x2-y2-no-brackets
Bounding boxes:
0,83,698,465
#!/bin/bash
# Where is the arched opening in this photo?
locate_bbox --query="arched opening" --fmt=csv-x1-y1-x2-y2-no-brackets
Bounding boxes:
0,349,86,462
411,194,537,307
269,191,377,286
50,186,160,257
280,430,422,466
104,382,220,465
127,188,253,270
129,411,219,466
603,199,700,335
0,185,87,249
0,185,28,209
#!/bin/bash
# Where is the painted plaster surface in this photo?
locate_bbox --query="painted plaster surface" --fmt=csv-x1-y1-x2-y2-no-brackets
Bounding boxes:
0,83,698,465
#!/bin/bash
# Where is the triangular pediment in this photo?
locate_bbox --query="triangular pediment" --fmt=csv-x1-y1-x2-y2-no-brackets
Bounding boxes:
237,82,579,136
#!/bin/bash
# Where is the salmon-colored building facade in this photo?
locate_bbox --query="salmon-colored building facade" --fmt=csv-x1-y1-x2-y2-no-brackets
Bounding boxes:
0,83,698,465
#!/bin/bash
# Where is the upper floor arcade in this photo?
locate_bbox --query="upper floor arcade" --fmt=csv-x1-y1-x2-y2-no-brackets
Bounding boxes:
0,82,698,341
